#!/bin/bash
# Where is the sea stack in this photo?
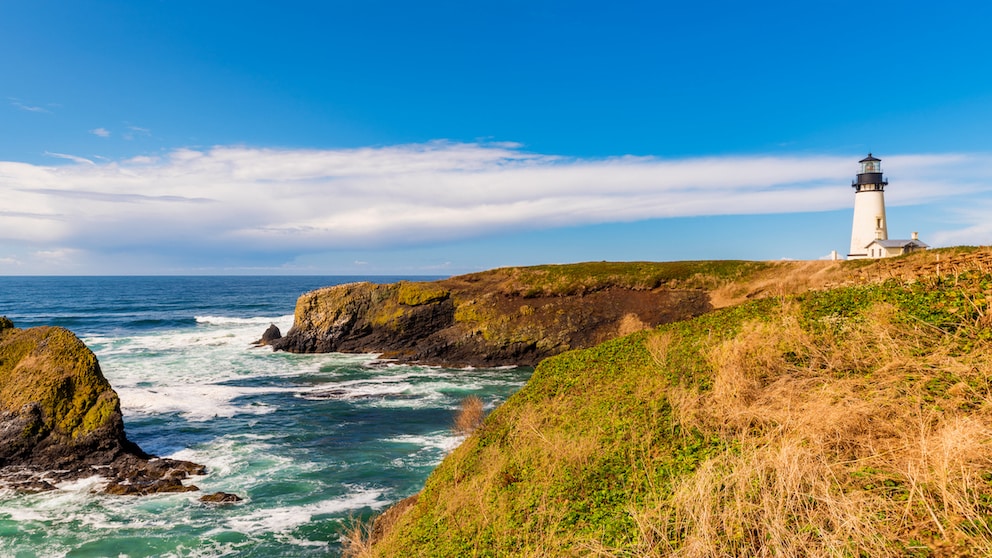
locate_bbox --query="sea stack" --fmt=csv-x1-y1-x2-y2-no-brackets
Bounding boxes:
0,317,205,494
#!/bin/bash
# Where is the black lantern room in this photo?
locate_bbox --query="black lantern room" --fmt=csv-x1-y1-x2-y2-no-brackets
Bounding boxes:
852,153,888,193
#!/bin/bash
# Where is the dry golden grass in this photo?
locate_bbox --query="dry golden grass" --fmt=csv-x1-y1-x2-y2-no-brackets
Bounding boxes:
641,300,992,557
453,395,485,436
342,495,420,557
618,312,650,337
709,260,846,308
709,248,992,310
340,515,375,558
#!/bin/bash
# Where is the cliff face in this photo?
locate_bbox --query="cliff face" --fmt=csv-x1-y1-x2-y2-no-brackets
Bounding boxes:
0,319,203,493
270,261,775,366
273,253,992,368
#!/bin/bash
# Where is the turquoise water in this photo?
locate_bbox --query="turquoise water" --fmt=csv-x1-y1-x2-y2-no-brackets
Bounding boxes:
0,277,533,557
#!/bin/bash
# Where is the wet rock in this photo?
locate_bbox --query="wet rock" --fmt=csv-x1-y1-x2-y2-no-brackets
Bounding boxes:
252,323,282,346
200,491,243,503
0,320,206,495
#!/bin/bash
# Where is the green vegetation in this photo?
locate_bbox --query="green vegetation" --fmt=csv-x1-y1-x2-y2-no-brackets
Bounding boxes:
396,282,450,306
362,256,992,557
475,260,772,297
0,325,119,439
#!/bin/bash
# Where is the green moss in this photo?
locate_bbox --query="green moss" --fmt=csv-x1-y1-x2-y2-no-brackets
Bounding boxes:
497,260,771,297
370,302,406,328
0,326,117,439
77,391,120,437
396,282,449,306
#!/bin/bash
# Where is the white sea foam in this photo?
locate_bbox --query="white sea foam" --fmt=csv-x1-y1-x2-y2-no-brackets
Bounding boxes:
0,278,533,556
53,475,110,495
382,431,464,468
0,506,48,522
118,384,289,421
167,434,290,485
195,315,294,327
163,543,246,558
383,433,462,453
88,314,295,359
296,378,416,401
218,486,387,536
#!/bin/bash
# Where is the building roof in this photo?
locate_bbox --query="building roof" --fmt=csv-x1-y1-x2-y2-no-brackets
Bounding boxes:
865,239,930,249
859,153,881,163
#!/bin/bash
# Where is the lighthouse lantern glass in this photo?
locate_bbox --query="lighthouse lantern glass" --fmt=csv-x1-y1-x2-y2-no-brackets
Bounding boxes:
861,159,879,174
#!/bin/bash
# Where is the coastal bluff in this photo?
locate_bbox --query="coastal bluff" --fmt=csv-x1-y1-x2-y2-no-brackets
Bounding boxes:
0,317,204,494
269,261,778,367
354,247,992,557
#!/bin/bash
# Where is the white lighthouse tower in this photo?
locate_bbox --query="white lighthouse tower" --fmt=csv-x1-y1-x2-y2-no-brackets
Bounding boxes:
848,154,888,259
847,153,928,259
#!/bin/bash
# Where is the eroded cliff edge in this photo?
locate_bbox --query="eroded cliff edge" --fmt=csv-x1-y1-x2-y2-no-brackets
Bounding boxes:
270,261,776,366
0,317,204,494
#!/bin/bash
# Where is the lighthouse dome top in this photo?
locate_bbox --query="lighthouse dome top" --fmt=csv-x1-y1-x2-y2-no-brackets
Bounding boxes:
859,153,881,163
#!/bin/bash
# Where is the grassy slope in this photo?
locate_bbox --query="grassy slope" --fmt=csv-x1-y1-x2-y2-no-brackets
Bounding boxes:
365,248,992,557
452,260,774,297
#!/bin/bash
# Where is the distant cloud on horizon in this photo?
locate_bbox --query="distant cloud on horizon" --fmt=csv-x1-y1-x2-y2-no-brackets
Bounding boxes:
2,142,991,271
90,127,111,137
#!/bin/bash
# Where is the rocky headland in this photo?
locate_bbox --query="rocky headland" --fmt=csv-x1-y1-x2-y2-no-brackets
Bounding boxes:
268,261,785,366
0,317,205,494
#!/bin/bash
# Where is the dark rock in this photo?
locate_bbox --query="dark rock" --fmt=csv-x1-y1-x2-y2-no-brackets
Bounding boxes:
200,491,243,503
0,324,205,494
252,323,282,347
270,277,712,368
105,478,199,496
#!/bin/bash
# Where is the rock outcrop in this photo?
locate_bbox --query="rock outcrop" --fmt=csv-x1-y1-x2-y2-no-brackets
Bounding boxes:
0,319,205,494
252,323,282,346
269,262,734,367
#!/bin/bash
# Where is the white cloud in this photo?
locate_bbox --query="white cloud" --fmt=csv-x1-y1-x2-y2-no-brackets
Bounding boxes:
34,248,80,261
2,142,991,260
930,200,992,247
90,127,111,137
43,151,95,165
9,98,52,114
123,125,151,140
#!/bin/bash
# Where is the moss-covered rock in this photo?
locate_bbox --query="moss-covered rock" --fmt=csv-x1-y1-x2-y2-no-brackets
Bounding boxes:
0,321,205,494
272,264,722,367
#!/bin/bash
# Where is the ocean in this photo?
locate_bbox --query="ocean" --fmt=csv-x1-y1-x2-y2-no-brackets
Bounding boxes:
0,276,533,557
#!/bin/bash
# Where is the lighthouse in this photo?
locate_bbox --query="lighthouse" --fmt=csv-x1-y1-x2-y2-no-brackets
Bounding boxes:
848,154,888,258
847,153,928,259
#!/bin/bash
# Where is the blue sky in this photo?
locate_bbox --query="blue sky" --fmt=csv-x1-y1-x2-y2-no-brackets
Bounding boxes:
2,1,992,275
